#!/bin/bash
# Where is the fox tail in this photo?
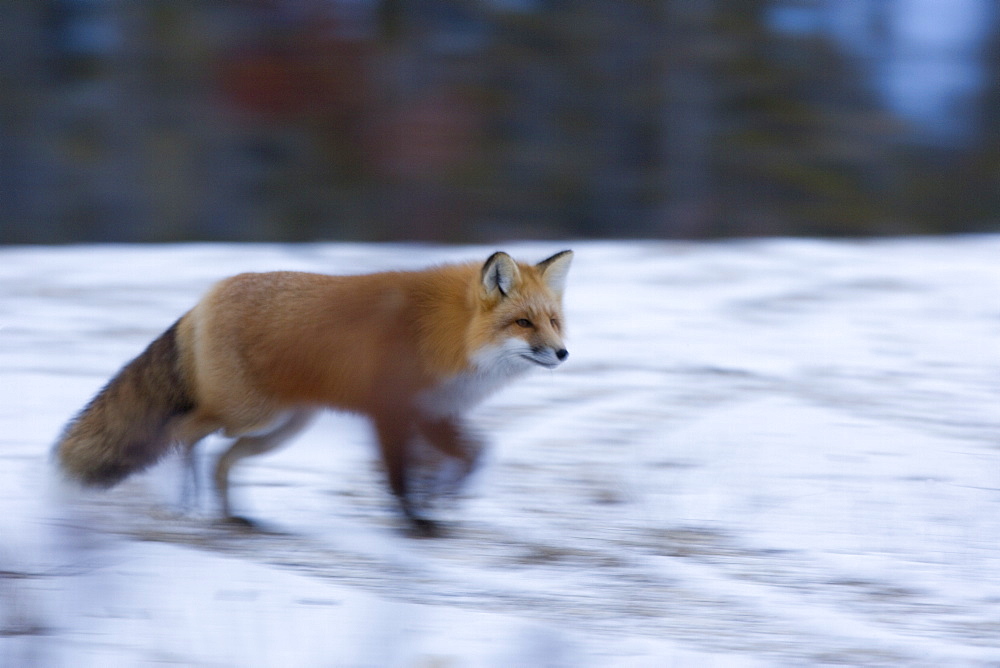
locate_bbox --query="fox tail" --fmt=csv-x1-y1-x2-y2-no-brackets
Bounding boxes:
54,319,196,487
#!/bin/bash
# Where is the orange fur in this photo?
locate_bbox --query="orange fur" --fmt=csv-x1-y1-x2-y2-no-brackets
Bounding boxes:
54,251,573,534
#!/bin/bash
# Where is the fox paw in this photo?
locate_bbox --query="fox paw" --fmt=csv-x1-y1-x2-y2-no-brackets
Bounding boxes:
220,515,259,531
407,517,444,538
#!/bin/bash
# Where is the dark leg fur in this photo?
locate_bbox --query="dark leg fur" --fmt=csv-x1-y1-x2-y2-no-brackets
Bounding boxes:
373,415,443,536
417,417,483,492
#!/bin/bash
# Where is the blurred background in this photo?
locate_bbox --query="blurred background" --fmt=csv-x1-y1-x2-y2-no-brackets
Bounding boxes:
1,0,998,243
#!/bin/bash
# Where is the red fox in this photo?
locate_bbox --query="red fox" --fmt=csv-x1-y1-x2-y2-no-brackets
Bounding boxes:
54,250,572,534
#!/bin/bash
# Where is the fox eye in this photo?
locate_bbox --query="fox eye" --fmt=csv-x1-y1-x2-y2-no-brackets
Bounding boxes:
515,318,533,328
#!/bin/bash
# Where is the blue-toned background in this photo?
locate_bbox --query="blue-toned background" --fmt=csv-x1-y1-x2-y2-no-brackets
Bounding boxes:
2,0,998,242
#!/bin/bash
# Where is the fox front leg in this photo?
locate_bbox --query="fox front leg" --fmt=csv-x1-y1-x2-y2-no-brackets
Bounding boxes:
373,415,440,537
417,416,484,497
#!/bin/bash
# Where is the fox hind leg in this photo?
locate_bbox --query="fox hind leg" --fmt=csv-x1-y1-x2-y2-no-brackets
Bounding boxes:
213,410,315,523
166,413,223,513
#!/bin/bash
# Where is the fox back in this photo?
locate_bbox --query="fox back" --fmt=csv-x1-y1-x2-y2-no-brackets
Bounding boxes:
182,250,572,425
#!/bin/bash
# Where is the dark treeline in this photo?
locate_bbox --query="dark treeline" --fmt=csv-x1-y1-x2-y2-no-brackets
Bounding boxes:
1,1,998,243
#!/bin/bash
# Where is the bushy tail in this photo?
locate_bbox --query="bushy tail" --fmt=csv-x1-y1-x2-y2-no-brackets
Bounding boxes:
55,319,196,487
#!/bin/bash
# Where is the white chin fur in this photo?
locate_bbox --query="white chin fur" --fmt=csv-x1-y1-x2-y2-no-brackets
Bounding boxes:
471,338,539,374
419,339,535,417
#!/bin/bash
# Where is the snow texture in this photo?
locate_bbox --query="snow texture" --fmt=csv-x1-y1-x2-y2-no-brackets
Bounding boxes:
1,239,999,667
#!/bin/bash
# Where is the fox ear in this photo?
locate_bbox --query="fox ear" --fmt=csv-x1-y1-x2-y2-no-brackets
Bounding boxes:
536,250,573,296
482,251,520,297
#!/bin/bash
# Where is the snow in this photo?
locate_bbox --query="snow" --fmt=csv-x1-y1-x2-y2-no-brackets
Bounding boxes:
2,238,999,666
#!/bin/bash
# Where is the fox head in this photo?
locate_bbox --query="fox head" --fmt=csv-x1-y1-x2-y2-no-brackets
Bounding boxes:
471,250,573,372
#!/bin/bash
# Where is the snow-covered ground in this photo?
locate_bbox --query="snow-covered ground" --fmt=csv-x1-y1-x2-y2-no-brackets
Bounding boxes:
1,239,998,667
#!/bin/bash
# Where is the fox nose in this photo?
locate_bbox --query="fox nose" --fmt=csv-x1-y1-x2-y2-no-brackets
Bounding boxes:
556,348,568,361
